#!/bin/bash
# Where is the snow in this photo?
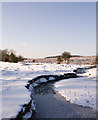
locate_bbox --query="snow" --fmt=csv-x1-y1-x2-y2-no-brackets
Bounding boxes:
49,77,55,81
32,78,47,87
80,68,97,78
0,62,37,119
54,68,97,110
1,61,96,119
39,78,47,83
2,83,31,118
33,82,39,87
31,100,36,111
23,100,36,119
23,112,32,118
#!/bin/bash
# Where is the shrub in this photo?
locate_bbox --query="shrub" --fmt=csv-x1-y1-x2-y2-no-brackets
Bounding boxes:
9,53,18,63
57,56,63,64
1,49,24,63
2,49,9,62
95,55,98,65
61,51,71,64
32,59,35,63
18,55,24,62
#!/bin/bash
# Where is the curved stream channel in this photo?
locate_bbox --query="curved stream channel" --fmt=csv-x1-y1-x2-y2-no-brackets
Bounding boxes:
32,81,96,118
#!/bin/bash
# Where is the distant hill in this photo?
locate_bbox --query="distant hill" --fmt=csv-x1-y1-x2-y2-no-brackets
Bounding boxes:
45,55,82,58
45,55,60,58
71,55,83,57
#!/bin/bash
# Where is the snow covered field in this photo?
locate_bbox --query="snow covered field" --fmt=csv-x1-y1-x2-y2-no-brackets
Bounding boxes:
0,61,96,119
0,62,32,118
54,68,97,109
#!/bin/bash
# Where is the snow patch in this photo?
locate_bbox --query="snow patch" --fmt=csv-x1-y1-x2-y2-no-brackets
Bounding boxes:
54,76,96,109
39,78,47,83
49,77,55,81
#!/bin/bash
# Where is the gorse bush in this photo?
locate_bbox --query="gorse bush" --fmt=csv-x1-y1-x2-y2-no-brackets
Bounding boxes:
0,49,24,63
61,51,71,64
9,53,18,63
18,55,24,62
61,51,71,61
2,49,10,62
57,56,63,64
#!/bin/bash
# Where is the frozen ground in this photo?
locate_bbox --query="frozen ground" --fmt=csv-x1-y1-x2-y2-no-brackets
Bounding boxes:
0,61,96,119
54,68,97,110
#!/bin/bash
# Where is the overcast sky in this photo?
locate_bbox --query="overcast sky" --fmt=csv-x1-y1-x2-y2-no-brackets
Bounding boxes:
2,2,96,58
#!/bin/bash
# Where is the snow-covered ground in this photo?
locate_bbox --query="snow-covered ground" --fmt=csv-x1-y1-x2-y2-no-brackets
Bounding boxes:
54,68,97,110
2,81,30,118
0,61,96,119
80,67,97,78
0,62,33,118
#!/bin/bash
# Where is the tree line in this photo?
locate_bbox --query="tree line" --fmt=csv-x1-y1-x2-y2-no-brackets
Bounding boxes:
0,49,24,63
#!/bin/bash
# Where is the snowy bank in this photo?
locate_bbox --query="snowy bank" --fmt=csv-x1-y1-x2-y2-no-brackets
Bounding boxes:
27,73,76,89
80,68,97,78
54,68,97,109
0,62,36,119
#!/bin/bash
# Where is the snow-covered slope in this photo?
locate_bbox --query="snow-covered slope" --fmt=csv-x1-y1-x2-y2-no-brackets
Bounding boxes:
54,68,97,109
